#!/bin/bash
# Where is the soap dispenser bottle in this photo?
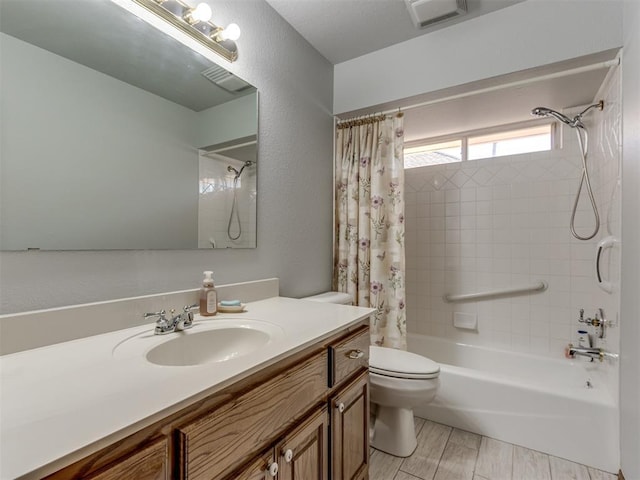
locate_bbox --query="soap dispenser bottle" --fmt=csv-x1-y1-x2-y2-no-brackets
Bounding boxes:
200,271,217,316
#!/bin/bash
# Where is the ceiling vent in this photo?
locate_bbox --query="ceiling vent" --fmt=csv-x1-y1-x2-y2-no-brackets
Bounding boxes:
405,0,468,29
201,65,252,93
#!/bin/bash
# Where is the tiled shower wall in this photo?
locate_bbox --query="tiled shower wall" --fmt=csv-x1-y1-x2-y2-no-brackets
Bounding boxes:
198,155,257,249
405,67,621,369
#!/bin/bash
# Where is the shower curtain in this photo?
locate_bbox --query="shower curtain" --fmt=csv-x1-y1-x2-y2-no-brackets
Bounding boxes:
334,113,407,350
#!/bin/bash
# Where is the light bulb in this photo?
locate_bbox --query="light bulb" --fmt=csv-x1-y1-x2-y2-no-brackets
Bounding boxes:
190,3,212,22
218,23,241,41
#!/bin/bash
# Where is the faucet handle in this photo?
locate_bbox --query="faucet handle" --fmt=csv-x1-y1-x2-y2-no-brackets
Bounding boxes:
147,310,174,335
154,311,175,335
144,309,166,320
182,304,199,328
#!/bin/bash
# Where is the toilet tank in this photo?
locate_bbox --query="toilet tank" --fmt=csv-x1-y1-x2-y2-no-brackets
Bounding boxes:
301,291,353,305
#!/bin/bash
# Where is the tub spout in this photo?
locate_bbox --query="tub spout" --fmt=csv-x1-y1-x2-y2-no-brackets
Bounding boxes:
565,344,618,362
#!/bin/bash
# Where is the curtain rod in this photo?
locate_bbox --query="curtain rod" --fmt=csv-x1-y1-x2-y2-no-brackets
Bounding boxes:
374,58,620,117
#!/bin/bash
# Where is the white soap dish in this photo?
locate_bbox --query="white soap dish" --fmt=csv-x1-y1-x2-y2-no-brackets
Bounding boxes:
217,303,246,313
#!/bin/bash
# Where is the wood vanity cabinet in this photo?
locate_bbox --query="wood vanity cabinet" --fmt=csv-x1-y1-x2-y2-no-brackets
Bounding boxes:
45,321,369,480
235,406,329,480
330,372,369,480
277,406,329,480
85,439,169,480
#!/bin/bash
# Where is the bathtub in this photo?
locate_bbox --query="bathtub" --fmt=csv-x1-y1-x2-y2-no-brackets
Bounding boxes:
408,333,618,473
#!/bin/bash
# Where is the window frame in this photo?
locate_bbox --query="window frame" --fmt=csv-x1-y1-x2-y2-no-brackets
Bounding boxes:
403,119,558,168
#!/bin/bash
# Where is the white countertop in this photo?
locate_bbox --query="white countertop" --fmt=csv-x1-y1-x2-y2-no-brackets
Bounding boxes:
0,297,372,479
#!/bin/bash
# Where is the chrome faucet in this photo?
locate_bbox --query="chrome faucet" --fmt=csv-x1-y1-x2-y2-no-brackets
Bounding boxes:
171,304,199,332
144,304,198,335
144,310,172,335
565,344,619,362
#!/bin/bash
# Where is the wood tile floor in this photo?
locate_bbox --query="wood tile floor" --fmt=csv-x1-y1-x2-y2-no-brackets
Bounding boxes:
370,417,617,480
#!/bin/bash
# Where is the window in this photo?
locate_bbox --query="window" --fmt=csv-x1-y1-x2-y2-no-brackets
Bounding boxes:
404,140,462,168
404,122,554,169
467,125,552,160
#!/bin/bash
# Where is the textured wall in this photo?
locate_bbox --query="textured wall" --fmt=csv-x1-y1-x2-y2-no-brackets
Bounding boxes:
0,0,334,313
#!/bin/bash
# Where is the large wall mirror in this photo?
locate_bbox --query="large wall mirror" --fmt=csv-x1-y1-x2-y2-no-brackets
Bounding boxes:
0,0,258,250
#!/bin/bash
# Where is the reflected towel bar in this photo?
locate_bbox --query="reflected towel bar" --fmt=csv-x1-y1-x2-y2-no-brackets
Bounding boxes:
443,281,548,303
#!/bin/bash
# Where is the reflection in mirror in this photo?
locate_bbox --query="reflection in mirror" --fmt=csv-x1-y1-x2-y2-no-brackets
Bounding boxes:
199,136,257,248
0,0,258,250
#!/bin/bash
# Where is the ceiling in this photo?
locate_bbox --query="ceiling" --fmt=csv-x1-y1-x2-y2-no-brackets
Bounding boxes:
264,0,526,64
264,0,617,141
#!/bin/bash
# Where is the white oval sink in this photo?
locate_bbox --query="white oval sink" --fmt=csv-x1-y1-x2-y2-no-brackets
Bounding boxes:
113,319,285,367
147,327,270,366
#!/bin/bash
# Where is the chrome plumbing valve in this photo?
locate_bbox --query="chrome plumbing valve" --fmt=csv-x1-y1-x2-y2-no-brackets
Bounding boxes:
578,308,608,339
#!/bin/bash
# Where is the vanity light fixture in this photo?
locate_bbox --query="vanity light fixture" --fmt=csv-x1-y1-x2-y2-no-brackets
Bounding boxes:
131,0,240,62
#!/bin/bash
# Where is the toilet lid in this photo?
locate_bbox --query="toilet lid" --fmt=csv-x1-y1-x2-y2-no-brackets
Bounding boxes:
369,346,440,379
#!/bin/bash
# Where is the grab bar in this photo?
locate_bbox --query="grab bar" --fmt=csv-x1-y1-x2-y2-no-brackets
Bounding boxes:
596,235,618,293
443,281,548,303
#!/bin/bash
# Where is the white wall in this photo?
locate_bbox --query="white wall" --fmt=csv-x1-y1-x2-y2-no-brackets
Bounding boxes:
195,93,258,148
0,0,334,313
333,0,623,114
620,0,640,477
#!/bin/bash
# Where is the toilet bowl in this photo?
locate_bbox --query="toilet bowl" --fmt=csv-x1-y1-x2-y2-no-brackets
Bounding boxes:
369,345,440,457
301,291,441,458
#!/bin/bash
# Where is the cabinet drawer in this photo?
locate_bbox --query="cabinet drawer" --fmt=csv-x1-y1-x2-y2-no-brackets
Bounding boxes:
87,439,168,480
330,327,369,387
177,350,328,480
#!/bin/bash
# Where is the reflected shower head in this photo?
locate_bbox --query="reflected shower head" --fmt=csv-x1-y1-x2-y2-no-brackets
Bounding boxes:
227,161,254,178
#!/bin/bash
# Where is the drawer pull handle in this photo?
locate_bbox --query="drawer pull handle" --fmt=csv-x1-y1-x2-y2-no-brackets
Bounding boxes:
268,462,279,477
348,349,364,359
284,448,294,463
337,402,345,413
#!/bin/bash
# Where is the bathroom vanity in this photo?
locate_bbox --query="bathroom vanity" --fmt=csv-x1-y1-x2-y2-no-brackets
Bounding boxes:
0,287,373,480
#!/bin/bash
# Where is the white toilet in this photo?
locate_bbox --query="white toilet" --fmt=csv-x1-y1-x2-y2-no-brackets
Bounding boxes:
302,291,441,457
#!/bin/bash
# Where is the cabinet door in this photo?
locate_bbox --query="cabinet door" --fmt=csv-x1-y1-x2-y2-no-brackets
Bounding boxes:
87,439,168,480
177,351,328,480
277,406,329,480
331,371,369,480
232,450,279,480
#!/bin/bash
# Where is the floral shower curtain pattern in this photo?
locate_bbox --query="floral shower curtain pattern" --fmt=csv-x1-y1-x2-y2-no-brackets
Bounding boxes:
334,113,407,350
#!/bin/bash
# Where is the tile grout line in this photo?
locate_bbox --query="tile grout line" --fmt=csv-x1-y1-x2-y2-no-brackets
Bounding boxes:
511,437,515,480
430,426,454,480
471,437,481,480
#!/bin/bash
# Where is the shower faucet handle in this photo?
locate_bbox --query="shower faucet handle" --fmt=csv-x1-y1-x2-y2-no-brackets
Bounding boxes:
578,308,601,326
578,308,614,339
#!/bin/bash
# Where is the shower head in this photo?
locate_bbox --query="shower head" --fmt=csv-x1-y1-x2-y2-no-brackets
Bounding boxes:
531,107,574,126
531,101,603,129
